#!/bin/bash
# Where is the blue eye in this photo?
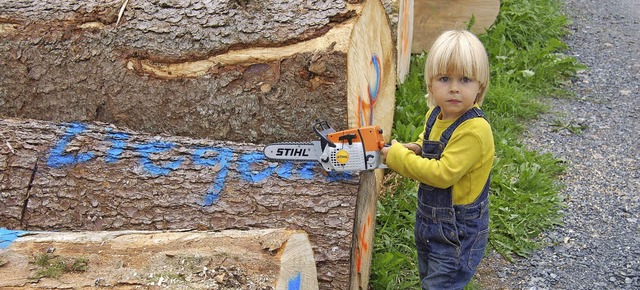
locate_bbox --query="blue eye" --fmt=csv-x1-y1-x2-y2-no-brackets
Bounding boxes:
439,76,450,82
461,77,473,83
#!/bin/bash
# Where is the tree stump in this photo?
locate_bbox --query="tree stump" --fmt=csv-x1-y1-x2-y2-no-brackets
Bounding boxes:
0,228,318,289
0,0,395,144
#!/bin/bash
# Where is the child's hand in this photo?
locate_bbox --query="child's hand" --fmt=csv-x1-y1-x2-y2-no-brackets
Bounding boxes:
380,139,397,160
404,143,422,155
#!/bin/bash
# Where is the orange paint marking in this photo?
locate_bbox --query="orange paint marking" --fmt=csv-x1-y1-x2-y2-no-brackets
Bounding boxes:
355,214,373,273
356,55,381,127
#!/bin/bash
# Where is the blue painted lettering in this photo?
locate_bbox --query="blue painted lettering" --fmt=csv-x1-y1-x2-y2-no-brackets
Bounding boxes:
192,146,233,206
47,123,96,168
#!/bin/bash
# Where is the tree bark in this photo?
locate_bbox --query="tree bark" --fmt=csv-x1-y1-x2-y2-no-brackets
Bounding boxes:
0,229,318,290
0,0,395,144
0,118,357,289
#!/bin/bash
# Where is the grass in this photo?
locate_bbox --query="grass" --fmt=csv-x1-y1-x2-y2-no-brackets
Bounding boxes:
371,0,587,288
33,253,89,279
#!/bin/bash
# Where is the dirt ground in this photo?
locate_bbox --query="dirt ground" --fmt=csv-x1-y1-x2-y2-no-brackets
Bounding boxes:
473,251,514,290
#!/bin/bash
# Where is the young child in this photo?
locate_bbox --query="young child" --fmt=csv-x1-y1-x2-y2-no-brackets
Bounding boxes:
381,30,494,289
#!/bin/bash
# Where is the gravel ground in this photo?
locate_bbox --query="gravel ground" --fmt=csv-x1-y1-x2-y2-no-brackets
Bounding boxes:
477,0,640,289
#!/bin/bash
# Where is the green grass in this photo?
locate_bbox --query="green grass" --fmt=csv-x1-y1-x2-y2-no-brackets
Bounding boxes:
371,0,586,288
33,253,89,279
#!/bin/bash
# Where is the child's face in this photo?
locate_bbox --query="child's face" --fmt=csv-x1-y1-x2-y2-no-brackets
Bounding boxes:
429,72,481,120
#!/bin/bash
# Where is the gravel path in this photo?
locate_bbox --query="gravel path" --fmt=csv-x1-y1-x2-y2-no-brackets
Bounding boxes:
477,0,640,289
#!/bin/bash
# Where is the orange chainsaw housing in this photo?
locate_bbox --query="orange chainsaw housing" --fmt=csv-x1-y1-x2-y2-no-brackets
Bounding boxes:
326,125,386,151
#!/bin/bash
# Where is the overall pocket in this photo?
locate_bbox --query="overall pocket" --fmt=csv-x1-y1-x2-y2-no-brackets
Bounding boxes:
422,140,443,159
467,227,489,270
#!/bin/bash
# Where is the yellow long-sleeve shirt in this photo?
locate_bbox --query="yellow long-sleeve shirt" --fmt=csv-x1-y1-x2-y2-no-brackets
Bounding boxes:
385,106,495,205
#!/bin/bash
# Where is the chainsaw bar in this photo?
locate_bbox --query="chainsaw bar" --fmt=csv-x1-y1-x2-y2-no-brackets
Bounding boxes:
263,142,321,162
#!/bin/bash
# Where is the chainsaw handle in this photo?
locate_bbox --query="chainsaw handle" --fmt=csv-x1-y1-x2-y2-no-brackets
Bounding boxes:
313,120,336,148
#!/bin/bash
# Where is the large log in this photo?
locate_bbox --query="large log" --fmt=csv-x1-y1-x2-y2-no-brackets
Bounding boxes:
0,0,395,144
0,228,318,289
0,118,359,289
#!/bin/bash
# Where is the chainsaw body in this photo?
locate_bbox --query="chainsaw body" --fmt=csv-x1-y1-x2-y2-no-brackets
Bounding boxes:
263,121,387,172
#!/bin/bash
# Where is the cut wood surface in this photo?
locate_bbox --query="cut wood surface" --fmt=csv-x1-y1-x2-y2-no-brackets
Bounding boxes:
0,228,318,290
349,170,381,290
0,118,359,289
346,0,396,133
0,0,395,144
396,0,414,84
411,0,500,53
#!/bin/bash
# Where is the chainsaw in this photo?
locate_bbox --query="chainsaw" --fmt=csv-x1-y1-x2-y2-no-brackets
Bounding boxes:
263,120,388,172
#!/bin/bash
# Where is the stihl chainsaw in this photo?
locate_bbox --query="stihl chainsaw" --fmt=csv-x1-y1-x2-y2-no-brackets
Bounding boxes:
263,120,387,172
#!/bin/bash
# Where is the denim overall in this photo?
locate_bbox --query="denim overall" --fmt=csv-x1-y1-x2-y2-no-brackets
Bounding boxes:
415,106,490,290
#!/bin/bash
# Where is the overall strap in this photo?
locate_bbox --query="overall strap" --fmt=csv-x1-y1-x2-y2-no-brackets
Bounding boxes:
439,107,486,146
423,106,442,140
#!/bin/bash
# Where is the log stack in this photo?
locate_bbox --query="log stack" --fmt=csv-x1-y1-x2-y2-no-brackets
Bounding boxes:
0,1,395,288
0,118,362,289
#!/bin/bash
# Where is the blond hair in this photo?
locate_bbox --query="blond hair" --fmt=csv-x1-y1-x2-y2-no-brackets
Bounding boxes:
424,30,490,107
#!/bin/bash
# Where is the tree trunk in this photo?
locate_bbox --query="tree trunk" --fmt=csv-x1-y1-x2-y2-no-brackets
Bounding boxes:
0,118,357,289
0,229,318,290
0,0,395,144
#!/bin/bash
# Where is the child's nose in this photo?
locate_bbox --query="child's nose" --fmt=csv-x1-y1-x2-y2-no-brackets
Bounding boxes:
449,81,460,93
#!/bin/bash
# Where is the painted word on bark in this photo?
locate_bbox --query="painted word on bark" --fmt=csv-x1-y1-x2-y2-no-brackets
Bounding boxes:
45,123,354,206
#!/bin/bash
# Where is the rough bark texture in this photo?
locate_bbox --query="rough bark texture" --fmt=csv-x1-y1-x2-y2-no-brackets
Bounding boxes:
0,119,359,289
0,0,364,143
0,229,318,289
